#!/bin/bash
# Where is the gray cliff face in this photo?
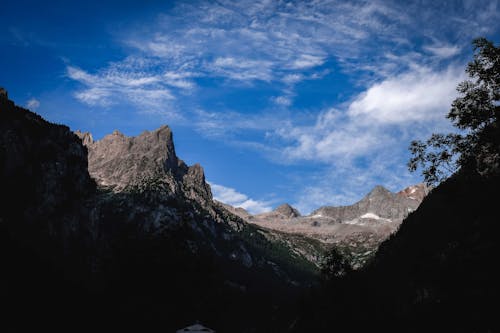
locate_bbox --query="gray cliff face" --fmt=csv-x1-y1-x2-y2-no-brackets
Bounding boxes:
76,126,212,204
77,126,181,191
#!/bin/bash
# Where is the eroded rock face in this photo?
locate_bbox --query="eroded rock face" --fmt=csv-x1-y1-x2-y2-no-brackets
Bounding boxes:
77,126,181,191
76,126,212,205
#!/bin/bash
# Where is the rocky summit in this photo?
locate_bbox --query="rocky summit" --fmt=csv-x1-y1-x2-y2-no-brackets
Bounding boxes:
75,126,212,205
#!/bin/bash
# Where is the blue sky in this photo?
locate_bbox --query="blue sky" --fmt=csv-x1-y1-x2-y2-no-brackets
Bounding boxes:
1,0,499,214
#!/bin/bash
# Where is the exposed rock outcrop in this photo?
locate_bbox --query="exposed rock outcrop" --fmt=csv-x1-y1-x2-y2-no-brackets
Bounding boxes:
76,126,182,191
76,126,212,207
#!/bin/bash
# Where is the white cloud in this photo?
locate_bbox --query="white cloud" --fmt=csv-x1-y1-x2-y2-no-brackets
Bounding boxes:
274,64,466,213
424,44,461,58
26,98,40,110
194,109,290,139
347,66,464,124
210,182,272,214
118,0,420,88
209,57,274,81
279,110,384,162
272,96,292,106
278,65,464,165
282,74,303,84
67,63,181,112
290,54,326,69
74,88,113,106
163,71,196,89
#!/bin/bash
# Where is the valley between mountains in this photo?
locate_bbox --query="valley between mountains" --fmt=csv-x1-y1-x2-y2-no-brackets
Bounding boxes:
2,89,498,333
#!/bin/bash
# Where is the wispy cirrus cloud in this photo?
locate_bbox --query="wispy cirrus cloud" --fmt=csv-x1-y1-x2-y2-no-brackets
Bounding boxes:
67,0,500,112
193,108,291,139
423,43,461,59
66,56,197,115
67,65,171,108
123,0,408,83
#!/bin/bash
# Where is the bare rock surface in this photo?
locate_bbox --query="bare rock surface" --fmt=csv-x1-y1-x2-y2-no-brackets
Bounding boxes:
76,126,212,204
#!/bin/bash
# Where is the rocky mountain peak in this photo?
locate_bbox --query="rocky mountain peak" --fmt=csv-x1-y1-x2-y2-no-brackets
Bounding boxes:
274,203,301,218
366,185,392,198
74,125,188,194
75,125,214,206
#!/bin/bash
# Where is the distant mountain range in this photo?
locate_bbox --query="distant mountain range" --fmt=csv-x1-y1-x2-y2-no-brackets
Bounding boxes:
223,183,429,267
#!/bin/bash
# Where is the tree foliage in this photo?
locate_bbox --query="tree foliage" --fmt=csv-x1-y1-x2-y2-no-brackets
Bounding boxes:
320,247,352,280
409,38,500,184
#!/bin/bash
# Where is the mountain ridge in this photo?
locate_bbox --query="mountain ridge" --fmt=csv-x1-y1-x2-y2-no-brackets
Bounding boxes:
226,183,428,267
